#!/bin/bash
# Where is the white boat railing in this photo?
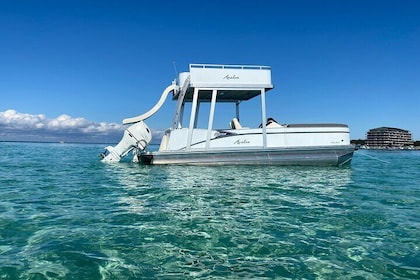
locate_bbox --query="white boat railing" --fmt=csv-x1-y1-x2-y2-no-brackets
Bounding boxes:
190,64,271,70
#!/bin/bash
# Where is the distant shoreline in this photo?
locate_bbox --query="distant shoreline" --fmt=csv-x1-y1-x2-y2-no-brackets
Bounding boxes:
0,140,162,146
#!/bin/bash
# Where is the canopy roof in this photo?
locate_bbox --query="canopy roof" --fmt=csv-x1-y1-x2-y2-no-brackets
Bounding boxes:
174,64,274,102
179,88,273,102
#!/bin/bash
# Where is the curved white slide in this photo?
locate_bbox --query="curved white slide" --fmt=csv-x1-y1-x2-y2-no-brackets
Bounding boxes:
123,84,178,125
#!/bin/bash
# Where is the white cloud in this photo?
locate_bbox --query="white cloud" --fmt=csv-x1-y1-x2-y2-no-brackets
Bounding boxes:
0,110,47,129
0,109,125,143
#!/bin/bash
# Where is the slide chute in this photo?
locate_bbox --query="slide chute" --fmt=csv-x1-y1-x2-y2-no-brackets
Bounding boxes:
123,84,178,124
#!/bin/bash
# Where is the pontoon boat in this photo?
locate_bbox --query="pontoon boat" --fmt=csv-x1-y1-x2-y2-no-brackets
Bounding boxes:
101,64,354,166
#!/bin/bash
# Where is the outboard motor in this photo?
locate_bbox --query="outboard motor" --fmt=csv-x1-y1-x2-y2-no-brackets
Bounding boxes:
101,121,152,163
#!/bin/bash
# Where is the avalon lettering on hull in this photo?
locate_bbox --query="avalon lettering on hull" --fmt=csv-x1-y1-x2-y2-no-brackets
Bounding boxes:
234,139,250,145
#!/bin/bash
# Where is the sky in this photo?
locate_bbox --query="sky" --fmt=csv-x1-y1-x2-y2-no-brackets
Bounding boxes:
1,0,419,143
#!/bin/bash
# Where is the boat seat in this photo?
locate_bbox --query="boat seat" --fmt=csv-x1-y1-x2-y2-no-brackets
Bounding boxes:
267,118,283,128
159,133,169,151
259,117,284,128
230,118,242,129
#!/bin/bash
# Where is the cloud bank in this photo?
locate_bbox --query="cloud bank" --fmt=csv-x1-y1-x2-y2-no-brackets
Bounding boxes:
0,109,127,143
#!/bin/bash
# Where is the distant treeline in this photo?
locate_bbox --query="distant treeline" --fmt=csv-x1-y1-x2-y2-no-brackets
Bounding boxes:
351,139,420,146
351,139,366,145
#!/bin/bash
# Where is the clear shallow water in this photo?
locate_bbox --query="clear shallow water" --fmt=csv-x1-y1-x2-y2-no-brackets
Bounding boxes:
0,142,419,279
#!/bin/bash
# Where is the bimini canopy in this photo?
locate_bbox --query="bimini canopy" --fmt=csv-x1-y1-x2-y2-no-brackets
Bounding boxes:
174,64,274,102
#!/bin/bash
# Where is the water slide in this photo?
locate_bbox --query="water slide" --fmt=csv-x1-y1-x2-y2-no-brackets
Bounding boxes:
123,84,178,124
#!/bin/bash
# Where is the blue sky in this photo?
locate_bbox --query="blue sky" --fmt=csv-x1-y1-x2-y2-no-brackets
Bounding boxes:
1,0,419,142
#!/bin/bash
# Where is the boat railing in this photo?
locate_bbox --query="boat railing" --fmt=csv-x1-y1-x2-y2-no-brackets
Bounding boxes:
190,64,271,70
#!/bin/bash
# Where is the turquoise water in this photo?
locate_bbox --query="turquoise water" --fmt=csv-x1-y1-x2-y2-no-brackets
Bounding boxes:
0,142,419,279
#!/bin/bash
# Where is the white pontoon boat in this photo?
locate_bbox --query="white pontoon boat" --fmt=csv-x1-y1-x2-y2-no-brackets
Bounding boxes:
101,64,354,166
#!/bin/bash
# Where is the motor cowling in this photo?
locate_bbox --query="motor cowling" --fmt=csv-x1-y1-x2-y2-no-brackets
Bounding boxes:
101,121,152,163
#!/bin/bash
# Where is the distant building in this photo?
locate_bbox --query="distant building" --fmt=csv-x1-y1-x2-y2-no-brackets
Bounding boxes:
366,127,413,148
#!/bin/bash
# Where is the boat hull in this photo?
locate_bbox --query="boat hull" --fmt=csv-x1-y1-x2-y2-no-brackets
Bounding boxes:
139,145,355,166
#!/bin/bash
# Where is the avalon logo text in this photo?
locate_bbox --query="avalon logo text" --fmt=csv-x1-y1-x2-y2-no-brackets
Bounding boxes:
223,75,239,80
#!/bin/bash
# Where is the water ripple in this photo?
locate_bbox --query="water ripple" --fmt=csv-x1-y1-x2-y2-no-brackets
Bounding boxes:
0,143,418,279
